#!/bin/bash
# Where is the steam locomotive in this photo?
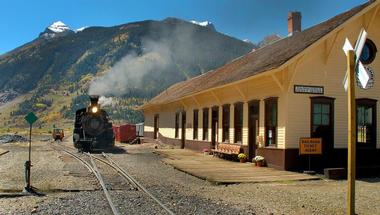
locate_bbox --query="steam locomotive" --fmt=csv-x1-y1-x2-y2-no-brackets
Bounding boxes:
73,95,114,152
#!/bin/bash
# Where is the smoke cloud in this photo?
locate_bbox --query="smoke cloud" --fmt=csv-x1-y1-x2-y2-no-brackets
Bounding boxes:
98,96,116,108
88,38,172,96
87,18,243,98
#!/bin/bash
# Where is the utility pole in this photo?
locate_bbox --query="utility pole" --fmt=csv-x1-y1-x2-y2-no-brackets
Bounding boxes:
347,50,356,215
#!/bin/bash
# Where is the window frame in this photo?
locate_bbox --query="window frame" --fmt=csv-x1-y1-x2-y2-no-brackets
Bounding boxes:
360,39,377,65
222,104,230,142
234,102,244,143
356,98,377,149
264,97,278,147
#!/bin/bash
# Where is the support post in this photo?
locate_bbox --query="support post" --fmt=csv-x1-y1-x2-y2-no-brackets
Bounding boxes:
28,124,32,189
347,50,356,215
24,124,32,192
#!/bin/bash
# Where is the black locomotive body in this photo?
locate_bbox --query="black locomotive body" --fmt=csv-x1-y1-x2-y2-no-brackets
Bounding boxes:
73,95,114,152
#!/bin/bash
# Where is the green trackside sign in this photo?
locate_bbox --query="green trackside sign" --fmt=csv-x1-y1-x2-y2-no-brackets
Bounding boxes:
24,112,38,125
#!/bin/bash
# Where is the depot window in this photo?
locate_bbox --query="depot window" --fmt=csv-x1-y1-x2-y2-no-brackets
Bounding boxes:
202,108,209,141
234,102,243,143
265,97,278,146
193,109,199,140
222,104,230,142
360,39,377,65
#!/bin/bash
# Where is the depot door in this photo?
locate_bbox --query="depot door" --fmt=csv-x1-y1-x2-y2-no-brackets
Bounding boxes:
310,97,334,167
248,101,260,161
154,114,159,139
181,111,186,149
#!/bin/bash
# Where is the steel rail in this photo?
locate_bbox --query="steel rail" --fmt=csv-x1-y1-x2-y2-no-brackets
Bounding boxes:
51,144,120,215
52,143,174,215
87,153,120,215
100,153,175,215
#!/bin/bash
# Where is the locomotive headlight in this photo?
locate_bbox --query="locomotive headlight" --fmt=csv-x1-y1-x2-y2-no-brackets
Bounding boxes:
91,106,98,113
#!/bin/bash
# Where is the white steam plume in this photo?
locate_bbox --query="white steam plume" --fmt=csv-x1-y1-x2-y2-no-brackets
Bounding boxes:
98,96,115,108
87,18,229,97
88,39,171,97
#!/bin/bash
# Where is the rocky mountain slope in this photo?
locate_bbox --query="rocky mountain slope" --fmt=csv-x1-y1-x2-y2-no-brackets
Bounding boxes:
0,18,255,128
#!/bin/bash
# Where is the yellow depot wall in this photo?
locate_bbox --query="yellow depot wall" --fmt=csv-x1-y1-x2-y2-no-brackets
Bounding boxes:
144,110,154,133
286,10,380,149
144,74,287,148
184,109,193,141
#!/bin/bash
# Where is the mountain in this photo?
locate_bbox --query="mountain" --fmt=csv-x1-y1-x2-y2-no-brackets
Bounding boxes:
257,34,283,48
190,20,216,31
0,17,255,126
39,21,75,39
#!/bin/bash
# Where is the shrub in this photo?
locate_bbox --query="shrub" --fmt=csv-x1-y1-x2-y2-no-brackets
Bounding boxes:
252,156,265,162
238,153,247,160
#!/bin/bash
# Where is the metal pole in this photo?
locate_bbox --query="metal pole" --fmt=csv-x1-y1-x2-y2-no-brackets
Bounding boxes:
29,124,32,164
347,50,356,215
27,124,32,189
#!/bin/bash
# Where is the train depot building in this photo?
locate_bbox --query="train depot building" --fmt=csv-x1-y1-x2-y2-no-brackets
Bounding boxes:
141,1,380,172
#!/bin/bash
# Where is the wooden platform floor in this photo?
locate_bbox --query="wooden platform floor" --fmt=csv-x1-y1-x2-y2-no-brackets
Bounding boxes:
156,149,320,183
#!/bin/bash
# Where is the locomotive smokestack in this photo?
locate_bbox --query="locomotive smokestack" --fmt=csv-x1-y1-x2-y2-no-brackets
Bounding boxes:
90,95,100,106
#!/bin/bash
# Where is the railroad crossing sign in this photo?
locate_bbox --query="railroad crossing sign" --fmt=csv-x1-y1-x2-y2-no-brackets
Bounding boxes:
343,28,372,91
24,112,38,125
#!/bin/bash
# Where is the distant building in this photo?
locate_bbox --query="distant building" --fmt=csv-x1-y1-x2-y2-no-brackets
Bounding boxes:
140,1,380,171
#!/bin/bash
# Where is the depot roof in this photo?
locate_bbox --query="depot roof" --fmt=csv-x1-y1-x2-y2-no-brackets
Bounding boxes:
141,1,375,109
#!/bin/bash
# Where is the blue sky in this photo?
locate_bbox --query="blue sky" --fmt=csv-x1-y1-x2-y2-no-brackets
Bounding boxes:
0,0,368,54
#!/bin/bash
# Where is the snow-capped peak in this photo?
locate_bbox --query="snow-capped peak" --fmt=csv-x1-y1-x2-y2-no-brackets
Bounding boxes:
47,21,71,33
190,20,216,31
39,21,74,39
190,20,212,27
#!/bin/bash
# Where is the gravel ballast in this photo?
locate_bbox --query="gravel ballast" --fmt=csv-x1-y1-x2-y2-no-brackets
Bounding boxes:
0,134,28,144
0,140,379,214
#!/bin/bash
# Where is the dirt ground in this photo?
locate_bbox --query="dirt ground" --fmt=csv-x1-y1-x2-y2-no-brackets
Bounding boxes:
0,137,379,215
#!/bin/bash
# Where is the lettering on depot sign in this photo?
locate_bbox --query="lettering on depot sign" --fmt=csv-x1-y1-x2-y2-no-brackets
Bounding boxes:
294,85,324,95
299,137,322,155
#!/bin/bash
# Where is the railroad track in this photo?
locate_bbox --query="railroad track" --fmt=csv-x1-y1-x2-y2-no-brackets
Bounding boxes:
51,142,175,215
51,144,120,215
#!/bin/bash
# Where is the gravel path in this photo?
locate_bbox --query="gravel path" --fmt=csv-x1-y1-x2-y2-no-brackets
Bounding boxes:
0,140,379,214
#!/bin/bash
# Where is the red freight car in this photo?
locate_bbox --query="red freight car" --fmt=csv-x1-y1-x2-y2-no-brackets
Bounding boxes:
119,124,136,143
112,126,120,142
113,124,137,143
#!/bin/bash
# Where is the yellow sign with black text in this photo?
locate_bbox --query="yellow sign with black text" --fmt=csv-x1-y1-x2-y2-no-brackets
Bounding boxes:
299,138,322,155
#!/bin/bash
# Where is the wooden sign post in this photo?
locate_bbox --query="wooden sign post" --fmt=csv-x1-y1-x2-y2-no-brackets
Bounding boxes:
347,50,356,215
299,137,322,174
343,28,367,215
